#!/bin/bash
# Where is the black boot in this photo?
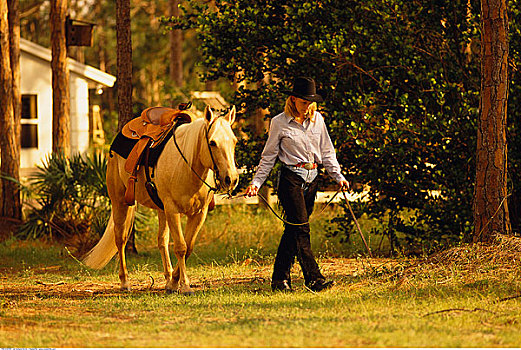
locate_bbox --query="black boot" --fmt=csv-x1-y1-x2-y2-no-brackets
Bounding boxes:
271,280,293,292
306,278,334,292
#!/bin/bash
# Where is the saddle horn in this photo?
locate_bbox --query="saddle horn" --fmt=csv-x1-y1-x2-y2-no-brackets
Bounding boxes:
178,101,192,111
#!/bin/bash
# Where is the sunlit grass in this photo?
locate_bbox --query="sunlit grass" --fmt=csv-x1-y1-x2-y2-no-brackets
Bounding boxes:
1,250,521,348
2,205,521,347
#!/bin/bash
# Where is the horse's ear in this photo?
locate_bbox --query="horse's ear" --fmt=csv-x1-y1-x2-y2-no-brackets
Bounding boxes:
204,106,215,123
225,105,236,125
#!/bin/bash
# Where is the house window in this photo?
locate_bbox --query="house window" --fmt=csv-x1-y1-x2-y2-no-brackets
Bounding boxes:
21,95,38,148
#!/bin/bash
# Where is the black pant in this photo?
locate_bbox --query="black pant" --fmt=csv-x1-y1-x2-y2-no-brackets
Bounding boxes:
272,166,325,285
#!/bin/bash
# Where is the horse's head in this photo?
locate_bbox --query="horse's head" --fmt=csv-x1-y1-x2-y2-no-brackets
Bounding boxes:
202,105,239,193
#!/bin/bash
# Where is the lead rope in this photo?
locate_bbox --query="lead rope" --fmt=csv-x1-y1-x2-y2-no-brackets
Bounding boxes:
224,188,342,226
224,188,373,257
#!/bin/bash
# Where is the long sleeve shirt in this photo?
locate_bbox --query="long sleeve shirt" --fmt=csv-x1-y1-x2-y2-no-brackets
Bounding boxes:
251,111,347,188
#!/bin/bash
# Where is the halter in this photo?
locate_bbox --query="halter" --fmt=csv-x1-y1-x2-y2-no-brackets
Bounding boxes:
172,118,222,193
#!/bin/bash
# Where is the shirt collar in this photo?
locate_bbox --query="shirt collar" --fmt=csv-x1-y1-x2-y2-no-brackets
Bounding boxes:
283,112,316,124
283,112,293,123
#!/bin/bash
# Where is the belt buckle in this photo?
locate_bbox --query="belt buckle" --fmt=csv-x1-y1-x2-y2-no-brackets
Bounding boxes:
303,163,314,170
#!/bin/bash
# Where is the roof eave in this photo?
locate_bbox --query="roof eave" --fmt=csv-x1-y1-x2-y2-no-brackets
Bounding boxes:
20,38,116,87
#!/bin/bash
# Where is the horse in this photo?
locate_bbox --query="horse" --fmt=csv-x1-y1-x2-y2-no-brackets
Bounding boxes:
82,106,239,294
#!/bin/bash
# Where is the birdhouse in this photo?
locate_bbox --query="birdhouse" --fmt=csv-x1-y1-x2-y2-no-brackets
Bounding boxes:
66,16,95,47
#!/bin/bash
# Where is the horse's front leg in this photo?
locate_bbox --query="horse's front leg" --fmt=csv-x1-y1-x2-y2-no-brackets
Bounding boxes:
171,207,208,286
157,210,175,292
165,211,193,295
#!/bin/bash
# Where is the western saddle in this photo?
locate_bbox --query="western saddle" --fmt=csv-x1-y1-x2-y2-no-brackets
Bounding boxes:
120,104,192,209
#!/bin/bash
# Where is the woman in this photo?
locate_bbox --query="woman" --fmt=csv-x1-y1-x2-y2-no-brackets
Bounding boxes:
246,77,349,292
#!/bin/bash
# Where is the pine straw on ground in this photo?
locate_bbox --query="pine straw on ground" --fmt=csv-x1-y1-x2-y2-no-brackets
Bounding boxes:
382,234,521,292
430,233,521,267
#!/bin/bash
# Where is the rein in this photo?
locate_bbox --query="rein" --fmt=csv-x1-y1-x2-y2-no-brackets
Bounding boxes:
172,119,220,193
223,187,342,226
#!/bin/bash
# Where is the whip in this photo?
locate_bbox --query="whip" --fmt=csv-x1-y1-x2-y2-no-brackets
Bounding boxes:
342,190,373,258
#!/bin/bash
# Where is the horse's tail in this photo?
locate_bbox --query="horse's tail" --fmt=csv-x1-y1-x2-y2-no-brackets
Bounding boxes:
82,206,136,269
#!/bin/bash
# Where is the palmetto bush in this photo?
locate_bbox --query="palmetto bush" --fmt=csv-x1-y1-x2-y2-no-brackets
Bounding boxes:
18,152,110,248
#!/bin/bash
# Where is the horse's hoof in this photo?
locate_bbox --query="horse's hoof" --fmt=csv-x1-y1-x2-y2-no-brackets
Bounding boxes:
120,286,131,292
165,288,176,294
181,290,195,296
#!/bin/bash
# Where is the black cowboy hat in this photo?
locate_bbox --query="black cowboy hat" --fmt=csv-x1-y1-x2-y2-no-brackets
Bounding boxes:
283,76,323,103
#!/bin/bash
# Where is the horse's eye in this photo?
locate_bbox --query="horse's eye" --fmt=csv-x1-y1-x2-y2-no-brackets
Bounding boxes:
209,141,217,147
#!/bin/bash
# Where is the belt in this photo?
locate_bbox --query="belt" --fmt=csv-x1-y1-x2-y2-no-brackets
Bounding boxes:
287,162,318,170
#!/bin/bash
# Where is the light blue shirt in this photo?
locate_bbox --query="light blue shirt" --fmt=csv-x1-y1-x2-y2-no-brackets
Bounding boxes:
251,111,347,188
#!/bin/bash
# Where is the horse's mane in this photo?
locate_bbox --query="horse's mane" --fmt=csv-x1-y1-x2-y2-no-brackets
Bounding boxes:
173,116,206,166
164,115,230,188
164,116,216,189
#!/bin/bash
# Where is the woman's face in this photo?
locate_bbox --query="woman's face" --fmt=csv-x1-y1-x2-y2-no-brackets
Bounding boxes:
292,97,313,117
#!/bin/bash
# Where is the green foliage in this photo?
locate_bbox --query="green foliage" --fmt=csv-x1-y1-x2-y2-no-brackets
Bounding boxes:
507,1,521,232
17,152,110,240
172,0,520,254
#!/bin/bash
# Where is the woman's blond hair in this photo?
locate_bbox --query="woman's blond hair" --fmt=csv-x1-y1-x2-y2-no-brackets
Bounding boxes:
284,96,317,121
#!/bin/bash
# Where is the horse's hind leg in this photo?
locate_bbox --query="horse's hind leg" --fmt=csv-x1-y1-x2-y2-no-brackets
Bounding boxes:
157,210,175,292
106,155,135,290
113,202,135,291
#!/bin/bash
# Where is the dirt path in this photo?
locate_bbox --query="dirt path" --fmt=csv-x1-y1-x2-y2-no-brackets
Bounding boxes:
1,257,398,299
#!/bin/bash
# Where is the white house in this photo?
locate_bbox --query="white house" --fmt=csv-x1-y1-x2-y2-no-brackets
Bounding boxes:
19,38,116,169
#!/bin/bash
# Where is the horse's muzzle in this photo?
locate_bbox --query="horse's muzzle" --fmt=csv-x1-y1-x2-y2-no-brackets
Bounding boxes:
218,173,239,192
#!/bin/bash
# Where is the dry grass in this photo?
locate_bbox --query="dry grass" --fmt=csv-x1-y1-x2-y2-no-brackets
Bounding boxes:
366,234,521,301
394,233,521,277
2,236,521,347
2,205,521,347
430,234,521,267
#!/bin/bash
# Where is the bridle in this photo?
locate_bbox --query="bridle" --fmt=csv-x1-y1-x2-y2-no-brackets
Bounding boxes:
204,118,221,187
172,117,223,193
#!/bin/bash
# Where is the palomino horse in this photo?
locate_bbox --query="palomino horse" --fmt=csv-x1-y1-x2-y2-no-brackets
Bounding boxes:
82,106,239,294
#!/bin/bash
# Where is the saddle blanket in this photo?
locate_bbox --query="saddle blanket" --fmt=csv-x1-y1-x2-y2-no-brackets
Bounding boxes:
109,129,173,168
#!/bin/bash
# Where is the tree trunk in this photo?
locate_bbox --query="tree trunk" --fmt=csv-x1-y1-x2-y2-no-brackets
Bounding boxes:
8,0,20,129
473,0,510,242
169,0,183,87
116,0,137,254
0,0,21,219
7,0,21,219
116,0,133,132
50,0,70,155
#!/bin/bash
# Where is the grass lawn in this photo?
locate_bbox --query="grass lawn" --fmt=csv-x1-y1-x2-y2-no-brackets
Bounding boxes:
1,205,521,347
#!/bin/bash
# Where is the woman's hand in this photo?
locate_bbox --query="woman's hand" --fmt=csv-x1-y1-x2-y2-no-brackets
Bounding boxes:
245,184,259,197
339,180,350,191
